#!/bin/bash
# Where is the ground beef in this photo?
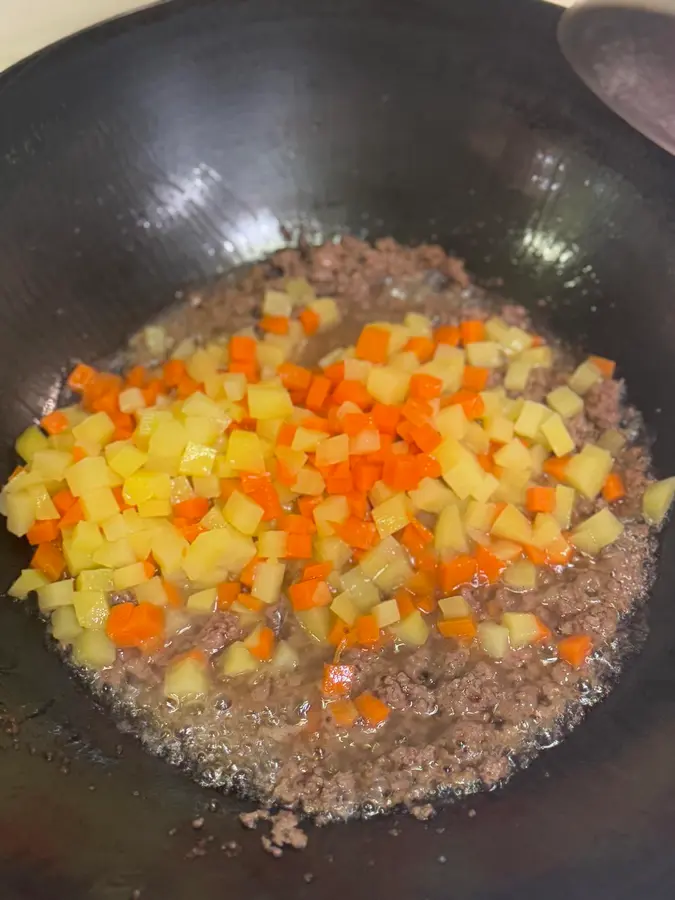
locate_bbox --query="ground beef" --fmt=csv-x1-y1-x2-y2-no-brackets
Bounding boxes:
584,379,624,430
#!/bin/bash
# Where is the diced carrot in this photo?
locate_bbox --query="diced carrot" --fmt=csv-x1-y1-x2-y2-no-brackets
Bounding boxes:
71,446,88,463
172,496,210,521
302,415,331,433
162,359,187,387
90,389,121,417
275,422,297,447
277,363,313,393
289,579,322,610
526,486,556,514
125,365,148,388
142,559,157,580
172,649,207,666
328,619,352,647
30,543,65,581
523,544,547,565
40,410,69,436
475,545,507,584
588,356,616,379
331,380,372,410
346,492,368,519
382,455,421,492
396,420,413,443
229,335,257,362
58,499,84,530
240,472,271,493
354,692,390,726
216,581,240,610
409,374,443,401
352,461,381,492
535,617,553,644
439,555,477,592
298,496,322,518
408,517,434,545
322,663,355,698
302,561,332,581
557,634,593,668
178,522,207,543
395,590,417,619
401,525,428,560
367,432,394,464
52,489,77,515
111,411,135,441
324,463,354,495
438,616,477,642
248,625,275,661
341,413,373,436
409,423,442,453
543,455,571,481
260,315,289,335
332,517,379,550
323,362,345,384
162,580,183,608
250,483,283,521
462,365,490,392
329,699,358,727
443,390,485,420
240,556,260,588
434,325,460,346
229,360,259,382
306,375,332,412
236,592,264,613
404,336,435,362
371,403,401,435
105,602,137,646
546,537,573,566
67,363,99,393
26,520,60,546
460,319,486,344
281,514,316,535
602,473,626,503
299,307,321,336
477,452,493,473
176,374,202,399
219,478,239,500
401,397,433,427
143,379,163,405
130,603,165,647
355,326,390,364
355,614,380,646
415,453,442,479
285,533,313,559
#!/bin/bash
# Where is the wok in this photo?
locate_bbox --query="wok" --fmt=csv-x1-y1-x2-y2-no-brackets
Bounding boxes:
1,0,675,897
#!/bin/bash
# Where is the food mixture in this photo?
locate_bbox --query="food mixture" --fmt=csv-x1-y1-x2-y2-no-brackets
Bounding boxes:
2,237,674,822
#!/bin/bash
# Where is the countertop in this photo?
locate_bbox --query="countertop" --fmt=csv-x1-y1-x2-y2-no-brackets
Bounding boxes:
0,0,570,73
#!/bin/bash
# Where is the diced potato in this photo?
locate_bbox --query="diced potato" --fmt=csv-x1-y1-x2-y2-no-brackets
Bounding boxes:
374,557,414,592
571,508,624,554
349,430,381,456
164,656,209,700
442,452,489,502
344,357,373,382
72,630,116,669
179,441,217,477
547,386,584,419
493,467,531,506
463,422,490,455
439,594,471,618
553,485,576,529
134,577,170,606
314,434,349,468
151,527,190,575
16,425,50,463
340,568,381,611
504,360,532,392
5,490,36,536
404,311,433,336
128,530,155,561
8,568,50,599
146,419,188,460
597,428,627,457
258,530,288,558
247,384,293,420
187,587,218,613
529,443,550,475
73,590,109,630
218,640,260,676
66,456,112,496
565,444,613,499
76,569,115,593
91,537,137,570
389,351,419,372
296,607,332,643
530,513,562,550
313,495,349,538
181,391,230,426
37,578,74,612
51,606,83,644
514,401,548,440
292,467,325,496
118,387,146,414
29,484,60,521
484,316,510,343
73,412,116,446
502,560,537,590
502,326,533,354
493,438,532,470
408,477,456,514
372,493,411,539
541,413,575,458
390,609,429,646
226,431,266,473
31,449,73,482
101,513,130,542
464,501,497,535
183,526,255,584
263,289,293,317
221,372,247,402
358,536,403,579
366,366,410,405
477,621,510,659
113,562,150,591
491,504,533,544
71,520,105,554
252,561,285,605
81,487,120,524
466,341,503,368
225,490,264,536
485,415,514,445
373,598,401,628
434,404,467,440
270,640,299,670
502,612,540,648
123,471,171,506
643,477,675,528
315,536,352,570
520,345,553,368
435,503,469,553
105,443,148,478
191,475,220,499
568,360,603,395
331,591,360,625
308,297,340,330
291,427,326,454
369,480,397,507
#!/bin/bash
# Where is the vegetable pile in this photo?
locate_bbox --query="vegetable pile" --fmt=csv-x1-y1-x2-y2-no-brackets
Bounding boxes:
2,278,674,729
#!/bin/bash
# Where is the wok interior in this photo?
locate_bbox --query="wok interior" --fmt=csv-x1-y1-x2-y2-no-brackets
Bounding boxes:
1,0,675,897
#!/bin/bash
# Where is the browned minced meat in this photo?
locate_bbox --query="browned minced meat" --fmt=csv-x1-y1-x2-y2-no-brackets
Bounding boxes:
89,237,659,825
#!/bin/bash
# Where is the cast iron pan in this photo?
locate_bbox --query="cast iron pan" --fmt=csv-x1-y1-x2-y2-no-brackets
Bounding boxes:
1,0,675,897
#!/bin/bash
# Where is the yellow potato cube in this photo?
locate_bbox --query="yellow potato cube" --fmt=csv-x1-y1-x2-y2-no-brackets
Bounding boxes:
530,513,562,550
464,422,490,455
565,444,613,499
31,449,73,482
118,387,146,414
373,557,414,592
192,475,221,499
366,366,410,405
77,569,114,592
490,539,524,561
29,484,59,521
434,404,467,440
123,471,171,506
504,360,532,392
438,594,471,619
554,485,576,529
292,468,325,496
315,536,352,570
514,401,548,440
597,428,626,457
520,345,553,368
541,413,575,458
408,477,456,514
493,438,532,470
92,537,137,569
466,341,503,368
72,631,116,669
369,479,397,507
313,495,350,537
66,456,112,496
37,578,74,612
135,577,170,606
547,385,584,419
307,434,346,471
349,430,381,456
179,441,217,477
491,504,533,544
71,520,105,554
224,490,264,535
187,587,218,613
73,412,116,447
112,562,150,591
183,416,221,447
16,425,49,462
477,621,510,659
151,527,189,575
502,561,538,590
296,607,332,643
435,504,469,553
5,490,36,536
502,612,540,648
247,384,293,420
164,656,209,700
105,442,148,478
568,360,603,395
331,591,360,625
571,508,624,554
404,311,433,336
390,610,429,646
181,391,230,425
147,419,188,459
374,598,401,629
372,493,411,538
8,568,50,599
291,427,326,453
51,606,83,644
643,477,675,527
226,431,266,473
308,297,340,330
464,501,497,534
81,487,120,523
73,590,109,630
252,561,285,605
257,530,287,558
183,526,255,584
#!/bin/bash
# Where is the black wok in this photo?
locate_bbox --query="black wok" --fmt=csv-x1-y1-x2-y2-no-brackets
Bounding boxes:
1,0,675,897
